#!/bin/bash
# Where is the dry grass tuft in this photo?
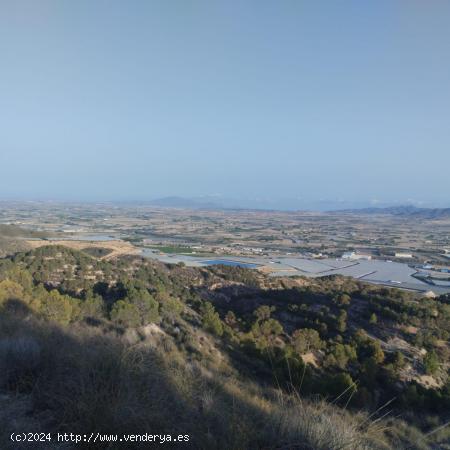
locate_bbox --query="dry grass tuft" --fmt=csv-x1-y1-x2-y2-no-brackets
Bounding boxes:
0,314,438,449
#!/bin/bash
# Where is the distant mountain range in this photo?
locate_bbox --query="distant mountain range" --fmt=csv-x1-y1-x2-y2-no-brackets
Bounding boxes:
146,197,450,218
337,205,450,219
146,196,403,211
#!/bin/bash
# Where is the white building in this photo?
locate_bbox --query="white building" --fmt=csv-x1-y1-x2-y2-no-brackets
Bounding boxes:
342,251,372,261
395,252,413,259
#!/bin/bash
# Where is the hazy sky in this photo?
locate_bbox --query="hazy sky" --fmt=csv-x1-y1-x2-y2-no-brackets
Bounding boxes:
0,1,449,207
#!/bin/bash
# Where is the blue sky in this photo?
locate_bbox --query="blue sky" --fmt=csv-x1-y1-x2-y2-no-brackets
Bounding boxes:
0,1,449,208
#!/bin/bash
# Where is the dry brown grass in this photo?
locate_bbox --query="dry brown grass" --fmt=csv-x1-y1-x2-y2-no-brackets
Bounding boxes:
0,312,439,450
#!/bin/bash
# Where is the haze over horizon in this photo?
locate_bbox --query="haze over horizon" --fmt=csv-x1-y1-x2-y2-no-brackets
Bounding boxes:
1,1,449,207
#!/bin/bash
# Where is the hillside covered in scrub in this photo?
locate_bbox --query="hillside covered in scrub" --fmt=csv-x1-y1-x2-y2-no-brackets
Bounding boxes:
0,245,449,449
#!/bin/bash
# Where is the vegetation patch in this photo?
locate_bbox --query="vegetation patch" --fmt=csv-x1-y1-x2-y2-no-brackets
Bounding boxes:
0,246,448,449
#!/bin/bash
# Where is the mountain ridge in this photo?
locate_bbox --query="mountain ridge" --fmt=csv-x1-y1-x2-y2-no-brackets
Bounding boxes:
335,205,450,219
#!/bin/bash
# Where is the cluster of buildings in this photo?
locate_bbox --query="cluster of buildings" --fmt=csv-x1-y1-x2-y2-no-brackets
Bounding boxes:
341,251,372,261
341,251,416,261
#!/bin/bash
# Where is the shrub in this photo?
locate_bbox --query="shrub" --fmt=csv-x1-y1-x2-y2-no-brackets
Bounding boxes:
326,343,357,369
0,336,41,390
335,293,351,306
336,310,347,333
424,350,439,374
110,300,141,328
39,290,79,325
324,372,356,399
126,288,160,325
159,296,183,322
201,302,223,336
3,268,33,293
252,318,283,348
80,294,105,320
292,328,323,355
225,310,237,327
0,280,25,307
253,305,275,321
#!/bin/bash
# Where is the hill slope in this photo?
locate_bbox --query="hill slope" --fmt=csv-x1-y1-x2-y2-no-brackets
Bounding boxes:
0,246,449,449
